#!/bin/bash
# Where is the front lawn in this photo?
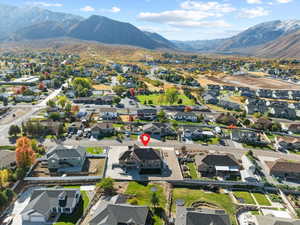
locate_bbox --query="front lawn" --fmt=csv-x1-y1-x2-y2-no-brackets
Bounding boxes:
125,182,166,225
172,188,237,225
137,94,195,106
242,143,275,151
253,192,271,206
187,163,198,179
54,191,90,225
233,191,256,204
85,147,104,154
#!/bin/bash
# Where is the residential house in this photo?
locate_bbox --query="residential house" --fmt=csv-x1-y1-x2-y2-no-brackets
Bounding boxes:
269,107,297,120
119,145,163,174
21,188,81,223
142,123,176,140
68,122,83,134
275,136,300,151
289,124,300,134
46,145,86,173
291,91,300,101
241,90,256,98
89,201,153,225
222,85,235,91
256,89,273,98
137,108,157,121
203,94,218,104
15,95,36,102
175,206,230,225
91,123,115,139
207,84,221,90
182,128,215,141
231,129,266,145
172,112,198,122
266,159,300,180
195,153,241,178
245,98,268,115
272,90,290,100
98,108,118,121
217,100,240,111
254,215,300,225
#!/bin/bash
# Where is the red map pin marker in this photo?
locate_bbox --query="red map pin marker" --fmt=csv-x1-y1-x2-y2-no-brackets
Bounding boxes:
140,133,151,146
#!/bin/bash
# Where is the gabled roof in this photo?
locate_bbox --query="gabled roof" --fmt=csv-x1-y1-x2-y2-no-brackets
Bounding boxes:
89,202,149,225
195,154,240,168
47,145,86,160
175,207,230,225
130,145,162,161
21,188,80,217
267,159,300,174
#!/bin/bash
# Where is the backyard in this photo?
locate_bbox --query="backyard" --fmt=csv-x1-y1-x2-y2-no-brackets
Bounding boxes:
125,182,167,225
233,191,256,204
85,147,104,154
187,162,198,179
136,94,195,106
172,188,237,225
54,191,90,225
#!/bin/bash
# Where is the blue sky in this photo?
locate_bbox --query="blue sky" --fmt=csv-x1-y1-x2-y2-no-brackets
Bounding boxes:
1,0,299,40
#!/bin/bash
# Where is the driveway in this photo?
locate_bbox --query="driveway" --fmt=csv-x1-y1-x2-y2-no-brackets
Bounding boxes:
11,187,42,225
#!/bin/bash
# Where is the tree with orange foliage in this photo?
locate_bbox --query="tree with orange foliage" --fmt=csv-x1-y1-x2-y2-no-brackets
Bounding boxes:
71,105,80,114
15,136,36,168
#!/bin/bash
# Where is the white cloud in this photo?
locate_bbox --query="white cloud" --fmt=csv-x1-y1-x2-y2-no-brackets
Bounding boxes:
168,20,231,28
138,1,234,28
110,6,121,13
27,1,63,7
239,7,270,18
246,0,262,4
276,0,293,3
80,6,95,12
180,1,236,13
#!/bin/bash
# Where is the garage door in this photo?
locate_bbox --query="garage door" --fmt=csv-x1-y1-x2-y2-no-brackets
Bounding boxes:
30,215,45,222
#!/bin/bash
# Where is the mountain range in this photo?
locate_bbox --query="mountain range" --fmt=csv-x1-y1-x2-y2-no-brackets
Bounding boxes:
1,4,300,58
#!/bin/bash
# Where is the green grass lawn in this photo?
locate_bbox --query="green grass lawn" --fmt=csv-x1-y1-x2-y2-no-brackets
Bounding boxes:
233,191,256,205
54,191,89,225
187,163,198,179
137,94,195,106
242,143,275,151
172,188,237,225
253,192,271,206
85,147,104,154
125,182,166,225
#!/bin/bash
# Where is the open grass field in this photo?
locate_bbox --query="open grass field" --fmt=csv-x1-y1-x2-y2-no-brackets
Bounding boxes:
137,94,195,106
125,182,167,225
233,191,256,205
172,188,237,225
253,192,271,206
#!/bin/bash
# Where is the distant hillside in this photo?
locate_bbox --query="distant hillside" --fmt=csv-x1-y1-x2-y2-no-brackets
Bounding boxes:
67,15,171,49
143,31,176,49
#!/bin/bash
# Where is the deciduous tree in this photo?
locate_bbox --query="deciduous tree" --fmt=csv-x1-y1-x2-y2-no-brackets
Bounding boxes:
15,136,35,168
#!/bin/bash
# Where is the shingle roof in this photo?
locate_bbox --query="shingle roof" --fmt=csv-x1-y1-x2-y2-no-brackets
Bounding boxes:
47,145,86,159
21,188,79,217
129,145,161,161
89,202,149,225
175,207,230,225
267,160,300,174
195,154,240,168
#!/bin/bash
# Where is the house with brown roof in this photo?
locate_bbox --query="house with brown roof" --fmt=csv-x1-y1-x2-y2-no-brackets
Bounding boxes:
91,122,115,139
118,145,163,174
266,159,300,180
289,124,300,134
195,153,241,179
275,136,300,151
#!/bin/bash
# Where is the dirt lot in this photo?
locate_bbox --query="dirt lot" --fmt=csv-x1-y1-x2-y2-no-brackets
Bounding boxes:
198,74,300,90
30,157,106,177
0,108,30,125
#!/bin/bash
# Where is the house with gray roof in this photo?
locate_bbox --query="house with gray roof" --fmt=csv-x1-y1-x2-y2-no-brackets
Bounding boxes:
254,215,300,225
46,145,86,173
89,202,153,225
175,206,230,225
21,188,81,223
